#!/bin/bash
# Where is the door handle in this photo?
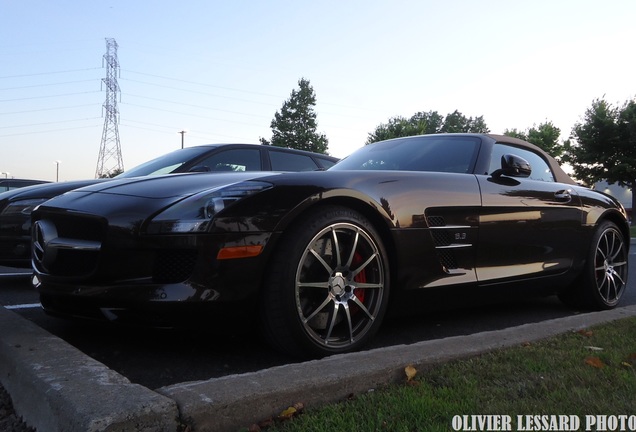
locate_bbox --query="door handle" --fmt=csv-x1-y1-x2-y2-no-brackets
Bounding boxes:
554,189,572,202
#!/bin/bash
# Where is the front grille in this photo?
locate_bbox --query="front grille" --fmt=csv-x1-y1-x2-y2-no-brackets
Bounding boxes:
49,249,101,277
153,249,198,283
33,214,106,278
51,214,104,242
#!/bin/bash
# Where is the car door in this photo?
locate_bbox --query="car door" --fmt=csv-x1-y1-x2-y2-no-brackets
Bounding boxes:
475,143,584,283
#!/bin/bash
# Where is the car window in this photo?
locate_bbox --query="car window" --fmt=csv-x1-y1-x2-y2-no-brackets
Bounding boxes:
489,143,555,182
331,136,481,173
118,146,219,178
316,157,337,169
269,150,319,171
197,148,261,172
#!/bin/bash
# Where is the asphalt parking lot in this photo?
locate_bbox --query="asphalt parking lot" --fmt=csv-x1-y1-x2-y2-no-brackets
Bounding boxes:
2,250,636,431
1,293,636,430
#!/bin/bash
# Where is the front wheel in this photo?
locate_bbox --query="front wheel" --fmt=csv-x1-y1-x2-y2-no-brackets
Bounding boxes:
560,221,628,310
260,206,390,358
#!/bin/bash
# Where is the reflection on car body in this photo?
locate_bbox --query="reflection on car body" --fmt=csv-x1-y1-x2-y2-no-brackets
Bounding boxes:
30,134,629,357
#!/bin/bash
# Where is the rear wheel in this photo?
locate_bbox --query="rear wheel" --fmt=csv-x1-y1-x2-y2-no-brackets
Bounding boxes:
559,221,628,310
260,206,390,358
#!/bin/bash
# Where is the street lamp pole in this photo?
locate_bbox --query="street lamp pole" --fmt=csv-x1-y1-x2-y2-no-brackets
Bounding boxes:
54,161,61,182
178,130,187,149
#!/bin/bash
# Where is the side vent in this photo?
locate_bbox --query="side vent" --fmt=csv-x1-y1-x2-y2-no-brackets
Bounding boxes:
426,215,472,272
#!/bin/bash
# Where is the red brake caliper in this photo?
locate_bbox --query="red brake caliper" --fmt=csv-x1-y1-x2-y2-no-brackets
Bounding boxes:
352,252,366,307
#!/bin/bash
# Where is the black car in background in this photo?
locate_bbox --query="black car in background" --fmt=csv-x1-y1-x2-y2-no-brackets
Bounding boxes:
31,134,629,357
0,178,50,192
0,144,337,268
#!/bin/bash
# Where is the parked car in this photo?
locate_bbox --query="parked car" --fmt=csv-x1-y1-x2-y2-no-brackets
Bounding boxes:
31,134,629,357
0,178,50,192
0,144,337,268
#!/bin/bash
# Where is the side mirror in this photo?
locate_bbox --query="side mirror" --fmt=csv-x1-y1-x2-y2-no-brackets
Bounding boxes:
491,154,531,178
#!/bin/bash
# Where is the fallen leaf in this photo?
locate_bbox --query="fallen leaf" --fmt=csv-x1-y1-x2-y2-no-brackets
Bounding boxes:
405,365,417,381
248,424,261,432
585,346,604,351
577,329,593,338
585,356,605,368
279,406,297,420
621,362,633,368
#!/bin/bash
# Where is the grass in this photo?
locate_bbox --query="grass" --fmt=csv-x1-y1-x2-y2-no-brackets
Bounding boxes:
630,225,636,238
250,317,636,432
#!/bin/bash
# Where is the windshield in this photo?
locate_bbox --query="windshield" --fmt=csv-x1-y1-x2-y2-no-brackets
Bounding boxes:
117,146,217,178
330,136,481,174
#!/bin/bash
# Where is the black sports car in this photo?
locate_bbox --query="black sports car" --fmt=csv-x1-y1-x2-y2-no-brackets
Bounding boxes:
31,134,629,357
0,144,337,268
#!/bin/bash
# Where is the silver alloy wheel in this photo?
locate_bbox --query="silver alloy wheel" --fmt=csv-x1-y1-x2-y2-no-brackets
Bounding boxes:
294,222,385,350
594,226,627,305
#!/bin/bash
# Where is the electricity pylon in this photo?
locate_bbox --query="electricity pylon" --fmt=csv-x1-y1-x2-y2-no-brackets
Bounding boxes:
95,38,124,178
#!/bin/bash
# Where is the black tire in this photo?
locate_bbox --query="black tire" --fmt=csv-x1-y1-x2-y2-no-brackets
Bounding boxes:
260,205,390,358
559,221,628,310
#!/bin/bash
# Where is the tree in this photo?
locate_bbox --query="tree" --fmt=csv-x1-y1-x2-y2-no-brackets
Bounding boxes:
442,110,489,133
564,97,636,221
504,121,564,160
260,78,329,154
98,168,123,178
366,110,489,144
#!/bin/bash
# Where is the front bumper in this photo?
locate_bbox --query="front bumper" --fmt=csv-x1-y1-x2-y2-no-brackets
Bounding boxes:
36,277,257,327
0,236,31,268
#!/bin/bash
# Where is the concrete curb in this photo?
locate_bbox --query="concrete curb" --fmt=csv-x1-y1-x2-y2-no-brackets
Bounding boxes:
2,304,636,432
0,306,179,432
157,305,636,431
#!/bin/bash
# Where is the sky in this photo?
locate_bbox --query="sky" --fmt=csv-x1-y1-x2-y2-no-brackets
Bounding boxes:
1,0,635,182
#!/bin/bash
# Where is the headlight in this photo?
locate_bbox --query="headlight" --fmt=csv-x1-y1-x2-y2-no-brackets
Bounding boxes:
147,181,272,234
1,198,48,216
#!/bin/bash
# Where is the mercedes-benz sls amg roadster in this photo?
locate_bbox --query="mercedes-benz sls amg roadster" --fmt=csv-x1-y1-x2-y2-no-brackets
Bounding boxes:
31,134,629,357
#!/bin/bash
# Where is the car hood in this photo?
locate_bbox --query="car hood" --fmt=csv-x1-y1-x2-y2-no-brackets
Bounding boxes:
56,172,280,200
0,179,109,202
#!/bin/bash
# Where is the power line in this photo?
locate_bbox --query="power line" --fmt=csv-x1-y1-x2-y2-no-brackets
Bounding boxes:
0,124,101,138
123,93,271,118
0,79,97,91
0,117,101,129
121,78,280,107
120,121,256,143
121,102,267,128
0,91,100,102
0,67,102,80
122,69,283,99
0,103,96,116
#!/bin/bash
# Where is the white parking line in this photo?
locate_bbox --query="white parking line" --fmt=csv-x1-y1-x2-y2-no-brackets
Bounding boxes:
4,303,41,310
